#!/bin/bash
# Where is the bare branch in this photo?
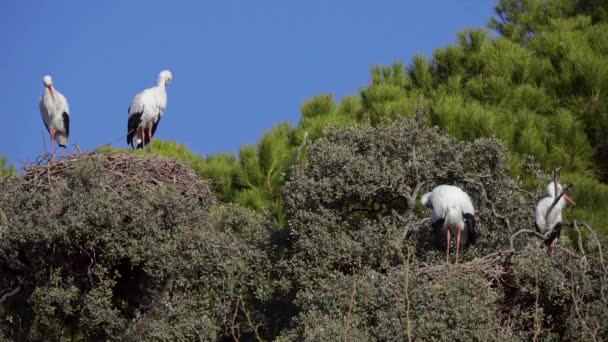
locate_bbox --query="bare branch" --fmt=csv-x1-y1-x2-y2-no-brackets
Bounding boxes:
343,267,358,342
532,268,542,342
462,179,512,232
572,221,588,270
0,283,22,304
509,229,547,252
575,220,607,304
239,295,263,342
231,298,241,342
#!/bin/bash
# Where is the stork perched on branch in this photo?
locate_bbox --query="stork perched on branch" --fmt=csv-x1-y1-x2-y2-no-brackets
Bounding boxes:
421,185,477,264
535,169,576,255
127,70,172,149
39,75,70,162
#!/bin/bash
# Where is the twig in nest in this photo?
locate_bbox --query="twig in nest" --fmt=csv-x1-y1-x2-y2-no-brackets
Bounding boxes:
415,251,511,286
10,152,215,207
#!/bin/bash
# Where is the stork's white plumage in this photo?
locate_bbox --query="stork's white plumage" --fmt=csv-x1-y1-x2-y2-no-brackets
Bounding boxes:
535,181,576,254
39,75,70,161
421,185,477,264
127,70,172,149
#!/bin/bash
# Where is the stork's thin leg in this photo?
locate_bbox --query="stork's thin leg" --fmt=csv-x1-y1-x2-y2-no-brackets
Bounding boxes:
446,230,451,264
550,239,557,256
148,126,153,151
141,127,145,150
50,129,56,162
455,229,462,264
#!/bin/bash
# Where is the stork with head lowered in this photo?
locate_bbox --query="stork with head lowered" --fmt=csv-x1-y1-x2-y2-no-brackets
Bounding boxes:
421,185,478,264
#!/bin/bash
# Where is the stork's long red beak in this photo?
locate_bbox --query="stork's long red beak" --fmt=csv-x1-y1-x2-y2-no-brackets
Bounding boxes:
563,193,576,206
47,85,55,100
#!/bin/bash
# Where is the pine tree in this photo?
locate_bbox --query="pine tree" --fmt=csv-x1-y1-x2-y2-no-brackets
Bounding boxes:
0,155,15,178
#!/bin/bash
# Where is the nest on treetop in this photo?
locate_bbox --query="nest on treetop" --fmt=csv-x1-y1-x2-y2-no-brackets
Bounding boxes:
6,151,215,207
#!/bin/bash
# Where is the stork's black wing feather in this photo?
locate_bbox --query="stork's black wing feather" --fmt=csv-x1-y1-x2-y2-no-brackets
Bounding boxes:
463,213,477,245
127,111,143,148
62,112,70,138
150,114,162,139
431,218,445,232
545,222,562,247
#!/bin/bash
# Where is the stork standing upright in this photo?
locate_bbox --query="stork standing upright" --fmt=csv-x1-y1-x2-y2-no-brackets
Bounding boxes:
535,181,576,254
39,75,70,162
421,185,477,264
127,70,172,149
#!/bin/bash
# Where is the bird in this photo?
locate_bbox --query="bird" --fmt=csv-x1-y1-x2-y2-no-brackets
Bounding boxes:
39,75,70,162
421,185,477,264
535,181,576,255
127,70,173,149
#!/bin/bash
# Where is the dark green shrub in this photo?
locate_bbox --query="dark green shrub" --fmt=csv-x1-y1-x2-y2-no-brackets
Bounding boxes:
0,153,277,341
279,117,608,340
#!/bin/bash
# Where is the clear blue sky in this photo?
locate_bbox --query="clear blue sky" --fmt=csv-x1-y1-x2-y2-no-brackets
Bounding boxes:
0,1,495,165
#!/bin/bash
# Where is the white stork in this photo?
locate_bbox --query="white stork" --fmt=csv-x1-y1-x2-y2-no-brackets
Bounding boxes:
535,181,576,254
127,70,172,149
421,185,477,264
39,75,70,162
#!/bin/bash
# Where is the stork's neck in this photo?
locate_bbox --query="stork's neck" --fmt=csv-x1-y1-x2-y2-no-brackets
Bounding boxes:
550,195,567,212
157,80,166,88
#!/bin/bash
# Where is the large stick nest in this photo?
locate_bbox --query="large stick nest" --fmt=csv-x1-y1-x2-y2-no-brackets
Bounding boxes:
7,152,215,207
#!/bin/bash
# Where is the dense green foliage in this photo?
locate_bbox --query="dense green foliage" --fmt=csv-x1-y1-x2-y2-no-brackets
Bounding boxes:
279,118,607,340
0,156,279,341
3,0,608,337
4,120,606,340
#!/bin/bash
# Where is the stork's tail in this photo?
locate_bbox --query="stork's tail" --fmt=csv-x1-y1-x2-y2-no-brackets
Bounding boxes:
56,135,68,148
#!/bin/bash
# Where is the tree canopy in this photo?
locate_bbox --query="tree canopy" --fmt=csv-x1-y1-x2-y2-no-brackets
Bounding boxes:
3,119,606,340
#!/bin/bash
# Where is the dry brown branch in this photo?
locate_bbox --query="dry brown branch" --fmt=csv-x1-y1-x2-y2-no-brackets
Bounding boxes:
9,152,214,206
569,274,600,342
575,220,608,304
462,179,512,232
509,229,547,252
403,248,413,342
532,268,541,342
239,295,263,342
0,281,22,304
343,268,358,342
572,221,588,270
231,297,241,342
